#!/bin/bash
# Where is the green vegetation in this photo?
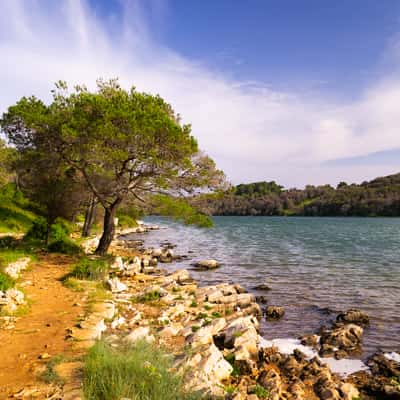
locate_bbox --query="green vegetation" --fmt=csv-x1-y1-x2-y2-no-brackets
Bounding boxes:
83,339,200,400
192,173,400,217
190,300,198,307
151,195,213,228
191,325,200,332
252,384,271,399
1,79,224,255
69,257,111,281
223,353,240,377
0,184,37,233
136,290,162,303
0,272,15,291
40,354,66,384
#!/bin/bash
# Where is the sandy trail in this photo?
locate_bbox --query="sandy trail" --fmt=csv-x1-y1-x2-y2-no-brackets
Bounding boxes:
0,254,86,399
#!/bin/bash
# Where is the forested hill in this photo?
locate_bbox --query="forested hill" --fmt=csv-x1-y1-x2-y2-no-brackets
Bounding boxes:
191,173,400,217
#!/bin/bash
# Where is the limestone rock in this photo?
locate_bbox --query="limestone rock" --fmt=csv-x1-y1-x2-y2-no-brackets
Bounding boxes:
105,277,127,293
320,324,363,358
336,309,369,326
194,259,220,270
124,327,155,344
183,343,233,396
264,306,285,320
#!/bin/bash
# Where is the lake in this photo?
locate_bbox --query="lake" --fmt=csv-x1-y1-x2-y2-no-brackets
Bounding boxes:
133,216,400,357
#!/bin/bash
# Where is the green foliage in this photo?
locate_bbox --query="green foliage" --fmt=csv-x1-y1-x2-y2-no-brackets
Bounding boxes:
0,272,15,291
83,339,200,400
0,185,37,233
223,353,240,377
40,354,66,384
116,213,138,229
193,172,400,217
236,181,283,196
152,195,213,228
190,300,198,307
211,311,222,318
252,384,271,399
47,238,81,255
136,290,162,303
24,217,48,241
69,257,110,280
191,325,200,332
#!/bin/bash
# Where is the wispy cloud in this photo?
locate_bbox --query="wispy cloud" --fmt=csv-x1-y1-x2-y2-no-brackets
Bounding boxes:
1,0,399,187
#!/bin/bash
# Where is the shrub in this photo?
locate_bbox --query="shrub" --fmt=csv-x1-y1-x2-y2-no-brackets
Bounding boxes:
83,340,200,400
47,238,81,255
137,290,162,303
23,217,48,241
49,218,73,242
69,257,110,280
0,271,15,291
116,214,138,229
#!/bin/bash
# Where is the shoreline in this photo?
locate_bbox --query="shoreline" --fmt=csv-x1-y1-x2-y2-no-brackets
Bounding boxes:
82,224,400,398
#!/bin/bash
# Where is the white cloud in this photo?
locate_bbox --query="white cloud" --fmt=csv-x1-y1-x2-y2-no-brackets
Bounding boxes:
1,0,399,187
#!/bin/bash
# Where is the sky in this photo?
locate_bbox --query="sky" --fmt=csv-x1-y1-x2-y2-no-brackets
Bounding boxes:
1,0,400,188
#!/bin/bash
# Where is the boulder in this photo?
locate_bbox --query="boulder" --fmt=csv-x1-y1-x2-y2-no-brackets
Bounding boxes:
187,318,226,347
124,327,155,344
194,259,220,270
319,324,363,358
336,309,369,326
339,382,360,400
254,283,271,291
105,277,127,293
110,256,124,271
183,343,233,396
258,369,283,400
264,306,285,320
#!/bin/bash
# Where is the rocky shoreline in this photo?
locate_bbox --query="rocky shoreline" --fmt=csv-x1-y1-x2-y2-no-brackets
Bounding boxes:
76,225,400,399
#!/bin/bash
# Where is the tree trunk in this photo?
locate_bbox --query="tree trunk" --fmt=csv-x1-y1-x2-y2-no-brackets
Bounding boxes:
95,201,120,255
82,196,97,237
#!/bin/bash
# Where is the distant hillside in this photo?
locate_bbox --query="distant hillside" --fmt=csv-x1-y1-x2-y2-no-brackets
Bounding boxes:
191,173,400,217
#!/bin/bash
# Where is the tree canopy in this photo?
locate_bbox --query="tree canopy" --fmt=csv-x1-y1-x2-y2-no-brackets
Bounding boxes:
1,79,225,253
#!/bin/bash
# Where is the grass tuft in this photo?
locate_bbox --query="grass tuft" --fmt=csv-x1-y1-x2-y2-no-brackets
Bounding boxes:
83,339,200,400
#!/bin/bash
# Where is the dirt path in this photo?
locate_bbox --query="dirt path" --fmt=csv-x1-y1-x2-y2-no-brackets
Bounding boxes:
0,254,86,399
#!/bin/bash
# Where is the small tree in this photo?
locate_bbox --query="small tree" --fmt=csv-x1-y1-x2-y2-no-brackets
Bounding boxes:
2,79,225,254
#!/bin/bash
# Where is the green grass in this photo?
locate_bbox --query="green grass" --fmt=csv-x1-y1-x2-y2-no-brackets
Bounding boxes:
83,339,200,400
0,202,36,234
0,271,15,291
252,384,270,399
0,248,32,265
68,257,110,281
39,354,66,384
134,290,162,303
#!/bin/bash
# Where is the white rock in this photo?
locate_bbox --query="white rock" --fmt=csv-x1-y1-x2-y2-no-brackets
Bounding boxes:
183,344,233,396
4,257,30,279
195,259,220,269
111,316,126,329
110,256,124,271
105,278,127,293
124,327,155,344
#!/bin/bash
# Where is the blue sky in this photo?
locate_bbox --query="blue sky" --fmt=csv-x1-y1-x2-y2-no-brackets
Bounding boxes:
1,0,400,187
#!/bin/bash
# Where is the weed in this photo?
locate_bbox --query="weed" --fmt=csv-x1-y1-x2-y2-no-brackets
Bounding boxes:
40,354,66,384
83,339,200,400
203,304,212,311
0,271,15,291
191,325,200,332
252,384,270,399
190,300,198,307
211,311,222,318
69,257,110,281
195,312,208,320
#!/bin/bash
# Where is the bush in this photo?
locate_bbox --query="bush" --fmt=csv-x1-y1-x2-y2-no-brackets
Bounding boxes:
50,218,73,242
0,271,15,291
24,217,48,241
69,257,110,280
47,238,81,255
116,214,138,229
83,340,200,400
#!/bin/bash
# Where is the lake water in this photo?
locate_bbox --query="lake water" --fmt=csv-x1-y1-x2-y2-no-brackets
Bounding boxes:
134,216,400,357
